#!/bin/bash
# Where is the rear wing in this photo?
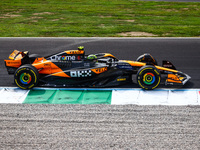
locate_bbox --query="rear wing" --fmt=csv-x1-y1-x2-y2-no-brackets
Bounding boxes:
4,50,29,74
8,50,29,60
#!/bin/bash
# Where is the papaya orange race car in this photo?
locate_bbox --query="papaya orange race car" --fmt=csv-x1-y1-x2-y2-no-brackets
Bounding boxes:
4,46,191,90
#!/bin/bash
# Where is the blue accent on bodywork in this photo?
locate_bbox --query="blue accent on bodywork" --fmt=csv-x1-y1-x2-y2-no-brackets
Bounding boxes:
117,64,134,70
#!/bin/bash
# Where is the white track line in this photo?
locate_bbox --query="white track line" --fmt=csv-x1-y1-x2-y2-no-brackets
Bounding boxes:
0,87,29,103
111,89,200,105
0,87,199,105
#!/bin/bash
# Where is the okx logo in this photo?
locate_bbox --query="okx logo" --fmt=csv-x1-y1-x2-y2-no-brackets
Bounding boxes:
70,70,92,77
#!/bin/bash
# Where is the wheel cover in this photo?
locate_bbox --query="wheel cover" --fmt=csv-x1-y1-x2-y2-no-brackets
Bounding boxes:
20,73,32,85
143,72,155,85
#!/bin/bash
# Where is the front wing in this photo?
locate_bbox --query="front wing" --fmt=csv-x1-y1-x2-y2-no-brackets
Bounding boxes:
165,72,191,86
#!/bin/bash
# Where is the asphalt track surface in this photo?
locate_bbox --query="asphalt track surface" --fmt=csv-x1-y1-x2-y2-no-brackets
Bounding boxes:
0,37,200,88
0,38,200,149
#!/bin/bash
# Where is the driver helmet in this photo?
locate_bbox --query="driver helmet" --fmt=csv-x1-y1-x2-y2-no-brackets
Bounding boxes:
87,54,97,62
78,46,84,50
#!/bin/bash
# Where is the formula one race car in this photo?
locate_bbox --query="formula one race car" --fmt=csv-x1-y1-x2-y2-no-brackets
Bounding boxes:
4,46,191,90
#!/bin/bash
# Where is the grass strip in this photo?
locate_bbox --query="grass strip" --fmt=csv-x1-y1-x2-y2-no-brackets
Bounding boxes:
0,0,199,37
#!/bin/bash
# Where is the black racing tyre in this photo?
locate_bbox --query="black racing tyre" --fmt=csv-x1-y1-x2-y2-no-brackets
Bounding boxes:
14,64,39,89
136,65,161,90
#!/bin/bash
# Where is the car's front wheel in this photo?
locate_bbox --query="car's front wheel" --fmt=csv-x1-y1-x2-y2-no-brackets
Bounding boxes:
136,65,161,90
14,64,39,89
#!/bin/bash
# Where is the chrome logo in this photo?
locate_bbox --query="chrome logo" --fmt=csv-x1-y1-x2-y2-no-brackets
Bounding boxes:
61,56,66,60
20,73,32,84
143,73,155,85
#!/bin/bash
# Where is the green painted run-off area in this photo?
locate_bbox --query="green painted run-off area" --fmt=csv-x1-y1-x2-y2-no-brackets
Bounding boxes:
23,89,112,104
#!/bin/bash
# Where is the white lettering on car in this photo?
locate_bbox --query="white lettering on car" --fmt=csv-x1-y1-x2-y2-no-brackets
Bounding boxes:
49,55,76,61
70,70,92,77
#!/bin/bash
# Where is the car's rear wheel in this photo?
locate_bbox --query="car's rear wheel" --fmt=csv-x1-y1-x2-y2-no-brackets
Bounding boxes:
136,65,161,90
14,64,39,89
